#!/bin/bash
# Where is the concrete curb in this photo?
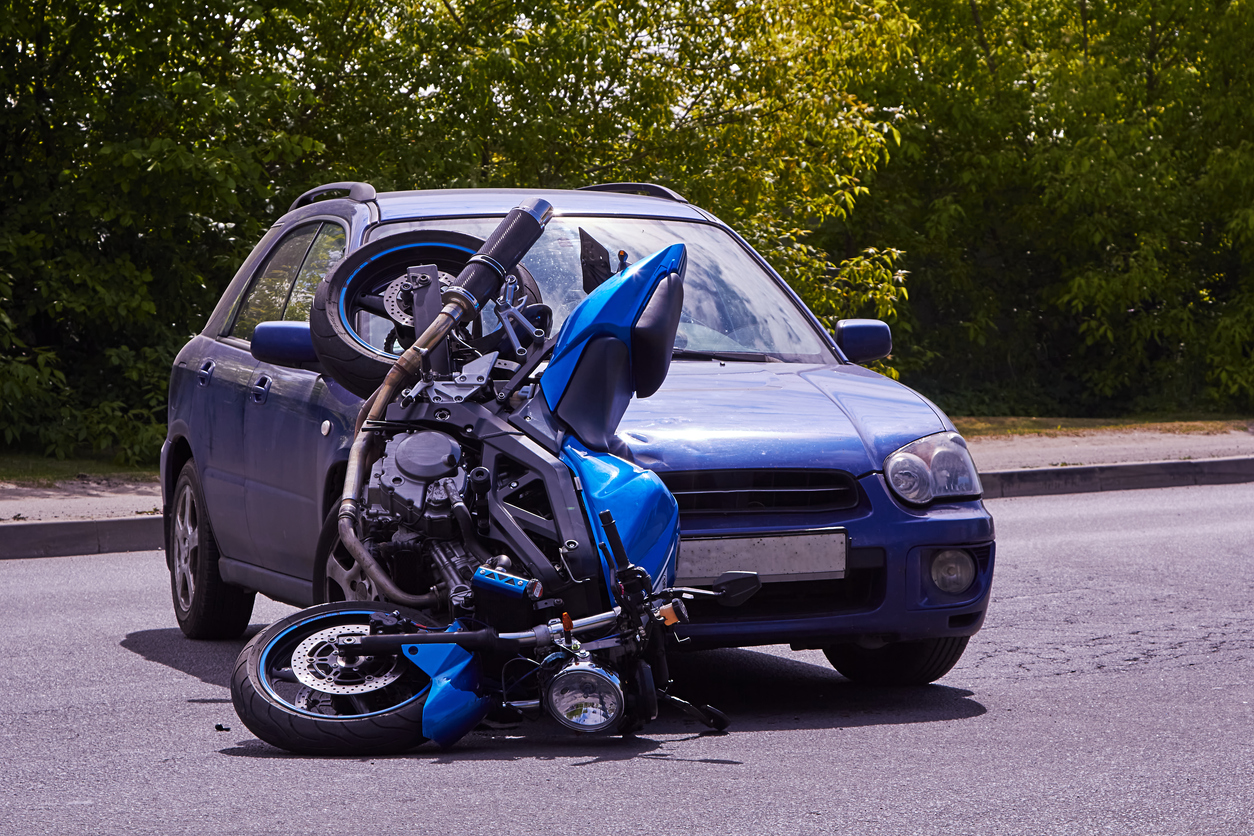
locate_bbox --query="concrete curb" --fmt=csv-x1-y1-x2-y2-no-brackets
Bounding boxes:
4,456,1254,559
980,456,1254,499
2,516,163,561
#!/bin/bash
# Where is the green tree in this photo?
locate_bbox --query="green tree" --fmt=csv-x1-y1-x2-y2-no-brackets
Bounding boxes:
333,0,917,336
1,0,329,460
840,0,1254,414
2,0,913,463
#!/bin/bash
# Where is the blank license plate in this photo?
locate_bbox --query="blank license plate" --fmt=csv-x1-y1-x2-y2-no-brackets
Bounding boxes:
675,529,848,585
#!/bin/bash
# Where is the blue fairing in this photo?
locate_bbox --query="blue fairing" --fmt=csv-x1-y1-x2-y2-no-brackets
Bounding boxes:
403,622,491,748
561,436,680,600
541,243,687,412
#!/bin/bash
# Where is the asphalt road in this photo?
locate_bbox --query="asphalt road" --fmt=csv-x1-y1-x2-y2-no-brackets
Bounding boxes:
2,483,1252,835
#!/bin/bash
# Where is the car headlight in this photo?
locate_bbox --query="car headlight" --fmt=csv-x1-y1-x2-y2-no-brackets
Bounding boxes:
883,432,982,506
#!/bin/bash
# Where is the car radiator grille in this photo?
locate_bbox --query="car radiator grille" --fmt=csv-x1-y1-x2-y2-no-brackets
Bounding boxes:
657,469,861,517
683,549,887,623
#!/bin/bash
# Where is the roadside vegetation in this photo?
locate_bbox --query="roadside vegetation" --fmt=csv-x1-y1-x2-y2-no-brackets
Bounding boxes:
0,449,158,487
2,0,1251,464
951,416,1254,438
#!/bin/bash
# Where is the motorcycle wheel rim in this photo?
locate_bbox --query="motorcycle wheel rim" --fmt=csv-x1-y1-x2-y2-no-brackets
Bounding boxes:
258,610,431,720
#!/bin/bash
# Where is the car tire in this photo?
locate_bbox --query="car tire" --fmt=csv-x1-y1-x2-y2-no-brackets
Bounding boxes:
822,636,970,685
168,460,256,639
309,230,488,399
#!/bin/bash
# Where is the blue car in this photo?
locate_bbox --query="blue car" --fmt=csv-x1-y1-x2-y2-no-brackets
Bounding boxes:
162,182,994,685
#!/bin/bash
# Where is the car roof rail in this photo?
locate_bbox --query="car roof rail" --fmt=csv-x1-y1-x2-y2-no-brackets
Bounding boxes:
577,182,688,204
289,181,378,213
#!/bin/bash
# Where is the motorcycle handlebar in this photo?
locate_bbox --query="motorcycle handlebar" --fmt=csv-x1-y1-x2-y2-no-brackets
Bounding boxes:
443,197,553,316
335,607,621,656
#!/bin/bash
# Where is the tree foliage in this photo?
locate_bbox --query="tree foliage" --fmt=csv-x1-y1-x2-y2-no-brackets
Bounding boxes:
1,0,911,461
840,0,1254,415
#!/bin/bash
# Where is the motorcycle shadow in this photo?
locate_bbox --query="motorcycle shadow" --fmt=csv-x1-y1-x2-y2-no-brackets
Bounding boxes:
121,627,985,759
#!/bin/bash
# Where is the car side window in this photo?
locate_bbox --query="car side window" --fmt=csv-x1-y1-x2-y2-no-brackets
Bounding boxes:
230,225,320,341
283,224,346,323
228,222,347,340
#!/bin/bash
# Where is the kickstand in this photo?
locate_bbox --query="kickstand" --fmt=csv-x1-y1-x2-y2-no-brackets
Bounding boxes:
657,691,730,731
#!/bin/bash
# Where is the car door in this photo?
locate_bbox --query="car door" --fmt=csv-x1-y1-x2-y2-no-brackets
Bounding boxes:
241,221,351,583
204,223,322,561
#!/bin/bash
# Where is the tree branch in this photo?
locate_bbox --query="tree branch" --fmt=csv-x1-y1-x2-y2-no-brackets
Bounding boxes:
968,0,998,75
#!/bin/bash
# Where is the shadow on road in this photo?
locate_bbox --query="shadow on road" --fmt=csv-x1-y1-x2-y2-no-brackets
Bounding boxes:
194,643,986,761
663,647,986,732
119,624,268,689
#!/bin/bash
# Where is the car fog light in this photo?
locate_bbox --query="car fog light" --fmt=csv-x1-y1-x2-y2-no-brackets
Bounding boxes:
544,660,623,733
930,549,976,594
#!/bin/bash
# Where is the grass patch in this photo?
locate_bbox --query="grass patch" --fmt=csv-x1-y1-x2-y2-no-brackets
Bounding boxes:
0,449,160,487
952,415,1254,438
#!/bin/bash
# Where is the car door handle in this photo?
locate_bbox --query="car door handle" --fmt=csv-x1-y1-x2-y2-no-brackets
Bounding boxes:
251,375,272,404
197,360,215,387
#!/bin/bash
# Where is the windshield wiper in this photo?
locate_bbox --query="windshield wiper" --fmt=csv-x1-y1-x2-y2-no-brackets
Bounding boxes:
671,348,776,363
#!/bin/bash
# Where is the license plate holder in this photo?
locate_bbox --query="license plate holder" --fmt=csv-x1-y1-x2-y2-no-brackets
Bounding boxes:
675,528,848,585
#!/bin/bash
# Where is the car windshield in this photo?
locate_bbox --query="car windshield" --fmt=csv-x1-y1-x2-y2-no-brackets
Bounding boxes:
369,216,833,363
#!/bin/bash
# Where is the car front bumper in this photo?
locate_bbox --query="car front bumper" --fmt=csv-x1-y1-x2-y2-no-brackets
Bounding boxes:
672,475,995,650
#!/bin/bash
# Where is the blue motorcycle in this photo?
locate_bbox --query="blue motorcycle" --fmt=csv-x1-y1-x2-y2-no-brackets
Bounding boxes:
230,199,760,754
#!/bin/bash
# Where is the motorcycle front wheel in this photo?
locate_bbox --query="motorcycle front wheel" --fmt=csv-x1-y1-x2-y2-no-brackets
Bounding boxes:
231,603,439,755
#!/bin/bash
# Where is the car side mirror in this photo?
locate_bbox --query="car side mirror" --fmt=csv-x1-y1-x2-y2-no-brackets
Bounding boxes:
834,319,892,365
250,321,319,368
712,571,762,608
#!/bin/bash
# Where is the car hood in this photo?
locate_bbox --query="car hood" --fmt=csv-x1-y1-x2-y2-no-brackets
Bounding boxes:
618,362,948,475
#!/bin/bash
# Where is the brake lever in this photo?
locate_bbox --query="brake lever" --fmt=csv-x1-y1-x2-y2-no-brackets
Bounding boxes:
658,586,722,600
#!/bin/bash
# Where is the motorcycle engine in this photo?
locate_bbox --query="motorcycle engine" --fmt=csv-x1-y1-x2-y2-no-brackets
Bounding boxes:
366,431,466,532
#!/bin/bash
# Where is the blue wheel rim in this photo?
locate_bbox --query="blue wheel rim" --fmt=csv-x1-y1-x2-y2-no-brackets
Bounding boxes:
257,609,431,719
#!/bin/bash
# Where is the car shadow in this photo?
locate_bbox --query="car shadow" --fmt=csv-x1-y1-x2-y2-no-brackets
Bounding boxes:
661,647,986,732
120,627,986,760
120,624,268,689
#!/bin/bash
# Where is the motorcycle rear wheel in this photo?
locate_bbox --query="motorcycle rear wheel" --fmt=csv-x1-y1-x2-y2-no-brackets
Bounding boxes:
231,602,440,755
310,230,543,398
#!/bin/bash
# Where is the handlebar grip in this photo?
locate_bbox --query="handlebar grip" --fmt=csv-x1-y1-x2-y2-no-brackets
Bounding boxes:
598,510,632,571
444,198,553,315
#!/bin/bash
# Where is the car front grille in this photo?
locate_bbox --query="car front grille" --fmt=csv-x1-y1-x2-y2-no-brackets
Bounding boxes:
657,469,861,517
683,552,886,623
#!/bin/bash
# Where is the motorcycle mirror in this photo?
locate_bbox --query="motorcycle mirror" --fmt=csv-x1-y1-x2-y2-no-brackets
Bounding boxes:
712,571,761,608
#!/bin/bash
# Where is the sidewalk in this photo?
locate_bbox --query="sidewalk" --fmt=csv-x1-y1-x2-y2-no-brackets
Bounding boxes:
968,427,1254,498
0,477,163,560
3,427,1253,560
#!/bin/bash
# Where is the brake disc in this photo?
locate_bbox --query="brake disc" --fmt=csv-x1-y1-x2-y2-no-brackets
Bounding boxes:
290,624,404,695
381,271,455,327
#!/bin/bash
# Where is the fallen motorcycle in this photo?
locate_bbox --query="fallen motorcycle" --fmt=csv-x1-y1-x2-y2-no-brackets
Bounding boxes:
230,198,760,754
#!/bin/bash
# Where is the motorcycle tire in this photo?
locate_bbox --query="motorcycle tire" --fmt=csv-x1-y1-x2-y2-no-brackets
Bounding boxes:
310,230,542,399
230,602,441,755
822,636,970,686
168,459,255,640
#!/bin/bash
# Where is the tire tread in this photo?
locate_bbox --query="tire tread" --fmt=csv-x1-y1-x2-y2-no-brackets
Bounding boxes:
823,636,970,686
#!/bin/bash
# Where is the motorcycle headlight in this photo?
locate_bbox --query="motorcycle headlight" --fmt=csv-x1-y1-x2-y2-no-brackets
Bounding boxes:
883,432,982,506
544,660,623,733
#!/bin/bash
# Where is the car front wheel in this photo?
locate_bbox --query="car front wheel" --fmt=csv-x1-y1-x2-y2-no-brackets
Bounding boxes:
823,636,970,686
168,460,256,639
